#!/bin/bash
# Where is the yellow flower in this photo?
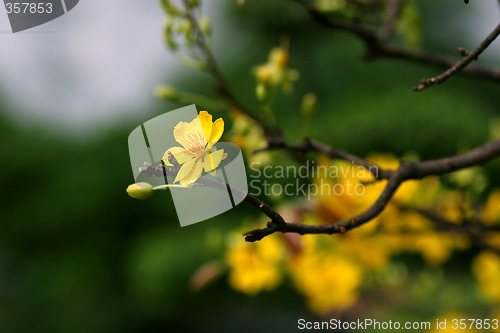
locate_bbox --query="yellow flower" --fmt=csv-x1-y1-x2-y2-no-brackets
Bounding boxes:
482,189,500,226
225,232,284,295
472,251,500,303
289,236,363,314
162,111,227,186
412,232,454,265
252,45,299,93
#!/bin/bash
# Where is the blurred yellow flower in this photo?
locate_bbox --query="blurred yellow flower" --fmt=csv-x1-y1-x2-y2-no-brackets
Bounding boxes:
253,45,299,93
342,234,392,271
482,189,500,226
225,232,284,295
289,236,363,314
472,251,500,303
413,232,454,266
162,111,227,186
309,153,465,267
486,233,500,251
436,191,474,224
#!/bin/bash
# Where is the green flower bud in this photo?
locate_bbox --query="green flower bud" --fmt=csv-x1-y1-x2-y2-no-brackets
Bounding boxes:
126,182,154,200
164,18,177,50
199,16,211,35
155,86,180,101
161,0,179,15
301,93,317,119
183,21,194,45
256,83,270,103
175,19,190,34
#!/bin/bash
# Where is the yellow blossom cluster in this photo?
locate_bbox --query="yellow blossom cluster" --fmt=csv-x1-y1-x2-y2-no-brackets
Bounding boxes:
222,153,500,315
253,44,299,97
312,154,469,266
288,234,363,314
225,231,285,295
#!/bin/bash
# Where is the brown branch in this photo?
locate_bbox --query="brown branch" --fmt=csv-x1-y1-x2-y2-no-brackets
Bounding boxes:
255,135,395,179
244,168,405,241
164,3,500,243
290,0,500,88
245,139,500,241
407,138,500,178
414,22,500,91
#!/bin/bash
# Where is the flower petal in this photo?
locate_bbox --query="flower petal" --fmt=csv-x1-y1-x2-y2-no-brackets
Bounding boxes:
198,111,213,144
178,158,204,186
162,146,192,166
174,148,196,165
209,118,224,143
173,117,205,149
174,157,197,183
203,154,215,174
203,149,225,173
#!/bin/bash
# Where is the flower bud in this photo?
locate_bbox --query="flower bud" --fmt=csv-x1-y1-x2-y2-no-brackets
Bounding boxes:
301,93,317,118
270,48,288,69
164,18,177,50
199,16,211,35
126,182,154,200
161,0,179,15
155,85,180,101
256,83,270,103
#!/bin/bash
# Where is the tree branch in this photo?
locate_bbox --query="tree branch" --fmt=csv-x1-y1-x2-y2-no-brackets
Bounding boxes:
166,3,500,244
245,139,500,241
244,169,405,241
255,135,395,179
290,0,500,88
414,22,500,91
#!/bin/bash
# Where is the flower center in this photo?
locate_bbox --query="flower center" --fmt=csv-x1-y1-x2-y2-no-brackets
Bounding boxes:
180,131,207,157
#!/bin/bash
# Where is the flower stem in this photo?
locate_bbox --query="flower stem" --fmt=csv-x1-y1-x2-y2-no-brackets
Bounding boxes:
153,184,192,190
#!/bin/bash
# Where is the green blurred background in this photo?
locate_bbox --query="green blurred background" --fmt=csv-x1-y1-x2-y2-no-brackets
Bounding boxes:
1,0,500,332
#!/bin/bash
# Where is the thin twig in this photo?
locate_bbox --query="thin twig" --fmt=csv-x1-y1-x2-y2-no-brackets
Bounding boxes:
165,3,500,245
290,0,500,87
414,22,500,91
255,135,394,179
